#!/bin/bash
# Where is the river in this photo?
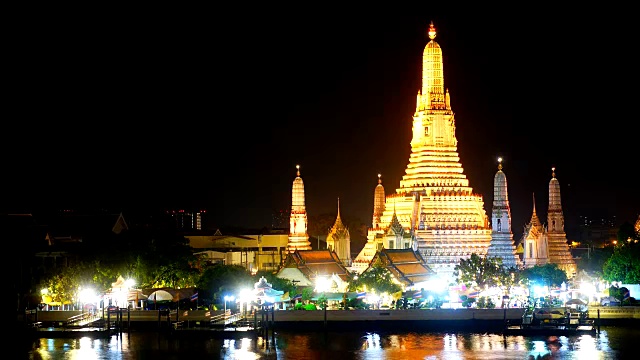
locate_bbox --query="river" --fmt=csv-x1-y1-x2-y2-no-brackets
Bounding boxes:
22,326,638,359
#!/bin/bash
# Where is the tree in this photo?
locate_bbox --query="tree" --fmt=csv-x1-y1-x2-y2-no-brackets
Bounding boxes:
42,264,83,307
317,293,328,309
577,247,613,277
196,264,254,305
603,244,640,284
608,285,629,305
520,264,568,288
453,253,504,289
617,221,638,244
348,263,401,295
301,287,314,303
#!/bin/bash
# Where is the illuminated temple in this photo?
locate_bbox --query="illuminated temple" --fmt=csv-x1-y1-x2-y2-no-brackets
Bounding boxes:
353,23,493,281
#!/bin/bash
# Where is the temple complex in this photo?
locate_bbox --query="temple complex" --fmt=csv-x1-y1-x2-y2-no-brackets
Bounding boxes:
353,23,492,281
325,198,351,267
286,165,311,253
521,168,577,277
487,158,521,269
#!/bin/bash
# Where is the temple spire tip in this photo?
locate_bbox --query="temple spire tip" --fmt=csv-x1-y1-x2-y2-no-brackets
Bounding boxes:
428,21,436,40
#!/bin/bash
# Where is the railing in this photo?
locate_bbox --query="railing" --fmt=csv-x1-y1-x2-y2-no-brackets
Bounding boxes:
211,311,245,326
66,312,103,327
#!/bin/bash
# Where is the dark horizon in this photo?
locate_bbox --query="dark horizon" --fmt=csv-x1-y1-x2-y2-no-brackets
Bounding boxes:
5,13,638,242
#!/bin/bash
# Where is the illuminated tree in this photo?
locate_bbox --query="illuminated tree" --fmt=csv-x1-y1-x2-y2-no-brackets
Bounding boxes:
349,262,401,294
520,264,568,288
603,244,640,284
453,253,504,289
196,264,253,305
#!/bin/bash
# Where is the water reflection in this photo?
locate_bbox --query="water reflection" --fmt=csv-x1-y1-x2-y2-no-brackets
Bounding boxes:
24,327,637,359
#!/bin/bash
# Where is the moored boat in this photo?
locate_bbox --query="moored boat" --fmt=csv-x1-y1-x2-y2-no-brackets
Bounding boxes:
504,306,596,336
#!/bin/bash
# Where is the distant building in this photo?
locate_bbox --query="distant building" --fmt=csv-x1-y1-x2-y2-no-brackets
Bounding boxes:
575,215,618,248
186,228,289,273
166,209,206,231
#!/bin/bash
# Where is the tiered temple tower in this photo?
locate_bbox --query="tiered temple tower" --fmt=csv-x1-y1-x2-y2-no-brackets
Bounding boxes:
358,22,492,281
372,174,385,230
287,165,311,253
325,198,351,267
545,168,577,276
487,158,521,269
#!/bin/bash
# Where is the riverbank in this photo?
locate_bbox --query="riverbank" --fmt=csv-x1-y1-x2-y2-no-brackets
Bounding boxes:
19,306,640,332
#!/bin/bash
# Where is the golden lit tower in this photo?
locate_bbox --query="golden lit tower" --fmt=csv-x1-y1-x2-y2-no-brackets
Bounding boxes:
287,165,311,253
326,198,352,267
372,174,385,229
362,22,492,281
487,158,521,269
352,175,394,273
546,167,577,276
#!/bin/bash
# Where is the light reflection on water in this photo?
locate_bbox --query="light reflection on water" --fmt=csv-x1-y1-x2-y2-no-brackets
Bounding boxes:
24,327,636,359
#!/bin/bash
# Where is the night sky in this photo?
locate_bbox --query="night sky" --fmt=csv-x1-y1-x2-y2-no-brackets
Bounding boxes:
6,11,638,242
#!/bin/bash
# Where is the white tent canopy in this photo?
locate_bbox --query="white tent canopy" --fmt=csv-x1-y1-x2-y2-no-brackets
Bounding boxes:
148,290,174,302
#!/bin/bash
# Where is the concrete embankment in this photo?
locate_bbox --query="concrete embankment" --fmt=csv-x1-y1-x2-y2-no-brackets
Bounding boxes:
21,306,640,331
269,308,525,331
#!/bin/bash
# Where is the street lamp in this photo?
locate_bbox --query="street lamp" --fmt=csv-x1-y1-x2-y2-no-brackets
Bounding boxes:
224,295,235,316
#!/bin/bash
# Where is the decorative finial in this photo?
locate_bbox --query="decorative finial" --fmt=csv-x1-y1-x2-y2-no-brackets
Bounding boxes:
497,157,503,171
551,167,556,178
378,173,382,184
296,164,300,177
428,21,436,40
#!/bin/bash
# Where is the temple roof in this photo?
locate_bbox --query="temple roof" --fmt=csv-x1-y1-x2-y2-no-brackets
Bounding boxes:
388,212,404,235
383,248,426,264
528,193,542,228
367,248,435,287
280,249,352,283
328,198,349,239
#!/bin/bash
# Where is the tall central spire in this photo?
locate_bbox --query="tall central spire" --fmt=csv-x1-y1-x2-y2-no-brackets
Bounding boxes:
356,22,492,280
421,22,446,108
